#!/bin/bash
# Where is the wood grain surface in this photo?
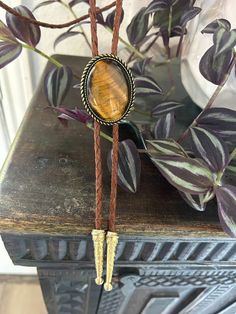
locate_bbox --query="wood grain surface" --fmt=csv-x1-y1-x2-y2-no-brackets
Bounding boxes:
0,55,225,238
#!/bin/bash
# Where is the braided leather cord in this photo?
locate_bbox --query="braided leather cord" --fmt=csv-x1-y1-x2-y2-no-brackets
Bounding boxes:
89,0,102,229
89,0,123,232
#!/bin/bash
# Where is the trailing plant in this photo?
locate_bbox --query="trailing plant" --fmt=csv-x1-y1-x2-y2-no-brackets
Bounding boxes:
0,1,235,236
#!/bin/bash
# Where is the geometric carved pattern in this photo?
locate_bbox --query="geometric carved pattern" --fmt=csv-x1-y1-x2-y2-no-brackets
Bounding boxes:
3,234,236,267
97,283,124,314
54,281,88,314
135,271,236,287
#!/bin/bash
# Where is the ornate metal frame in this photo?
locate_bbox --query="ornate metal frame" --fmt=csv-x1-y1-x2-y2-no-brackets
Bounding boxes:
80,54,135,125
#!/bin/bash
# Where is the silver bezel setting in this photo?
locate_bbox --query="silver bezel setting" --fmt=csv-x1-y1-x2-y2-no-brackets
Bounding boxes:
80,54,135,125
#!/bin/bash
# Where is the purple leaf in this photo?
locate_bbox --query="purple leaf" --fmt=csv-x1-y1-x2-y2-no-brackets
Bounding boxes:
171,25,186,36
135,76,162,96
179,191,212,211
152,101,184,117
131,58,152,76
127,7,149,46
151,156,214,194
197,108,236,141
145,0,169,15
33,0,61,12
0,42,22,69
199,45,233,85
216,185,236,237
153,112,175,139
190,127,229,172
0,20,17,42
6,5,41,47
107,139,141,193
54,31,83,49
105,8,124,30
180,7,201,26
44,66,72,107
213,28,236,57
55,107,92,125
201,19,231,34
147,139,188,157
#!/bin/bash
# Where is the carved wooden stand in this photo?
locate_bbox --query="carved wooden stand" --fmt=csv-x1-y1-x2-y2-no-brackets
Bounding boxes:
1,56,236,314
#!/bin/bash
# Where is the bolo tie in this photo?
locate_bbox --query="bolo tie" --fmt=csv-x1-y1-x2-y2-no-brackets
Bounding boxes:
80,0,135,291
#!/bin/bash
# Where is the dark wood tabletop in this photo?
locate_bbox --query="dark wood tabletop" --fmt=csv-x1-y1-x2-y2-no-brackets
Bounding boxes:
0,55,225,238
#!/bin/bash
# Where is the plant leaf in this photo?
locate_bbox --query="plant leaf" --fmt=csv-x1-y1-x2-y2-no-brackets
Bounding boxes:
53,107,92,126
131,57,152,76
213,28,236,57
201,19,231,34
199,45,233,85
216,185,236,237
6,5,41,47
151,101,184,117
153,112,175,139
190,127,229,172
179,7,201,26
179,191,210,211
0,20,17,42
44,66,72,107
0,42,22,69
197,108,236,141
147,139,188,157
105,8,124,30
54,31,83,49
151,156,214,194
126,7,149,46
135,76,162,96
107,139,141,193
145,0,169,15
33,0,61,12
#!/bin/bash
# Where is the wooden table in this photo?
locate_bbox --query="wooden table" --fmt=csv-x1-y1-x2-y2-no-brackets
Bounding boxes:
1,55,236,314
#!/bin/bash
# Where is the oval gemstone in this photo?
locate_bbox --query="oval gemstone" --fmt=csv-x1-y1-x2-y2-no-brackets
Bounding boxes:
87,59,129,123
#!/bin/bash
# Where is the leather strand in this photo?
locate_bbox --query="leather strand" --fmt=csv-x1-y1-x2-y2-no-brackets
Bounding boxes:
89,0,123,232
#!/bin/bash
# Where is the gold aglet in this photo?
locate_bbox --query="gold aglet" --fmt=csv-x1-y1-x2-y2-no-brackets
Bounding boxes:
104,231,119,291
91,229,105,285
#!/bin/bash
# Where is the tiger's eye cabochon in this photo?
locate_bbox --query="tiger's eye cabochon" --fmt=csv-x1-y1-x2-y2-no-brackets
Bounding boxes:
80,54,135,125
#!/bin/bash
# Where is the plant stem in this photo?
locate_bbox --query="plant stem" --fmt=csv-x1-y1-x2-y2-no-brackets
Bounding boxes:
168,6,173,37
178,52,236,143
86,123,113,142
61,1,92,50
229,148,236,162
176,28,185,58
105,27,145,59
22,43,81,79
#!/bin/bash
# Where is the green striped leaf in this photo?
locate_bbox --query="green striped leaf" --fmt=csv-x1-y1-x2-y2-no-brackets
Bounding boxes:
152,101,184,117
6,5,41,47
135,76,162,96
0,20,17,42
199,45,233,85
151,156,214,194
44,66,72,107
0,42,22,69
197,108,236,142
216,185,236,237
213,28,236,57
179,191,213,211
127,7,149,46
147,139,188,157
190,127,229,172
107,139,141,193
201,19,231,34
153,113,175,139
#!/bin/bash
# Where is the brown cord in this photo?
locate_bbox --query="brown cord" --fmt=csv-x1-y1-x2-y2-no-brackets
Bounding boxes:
89,0,102,230
0,1,116,29
89,0,123,232
109,0,123,232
